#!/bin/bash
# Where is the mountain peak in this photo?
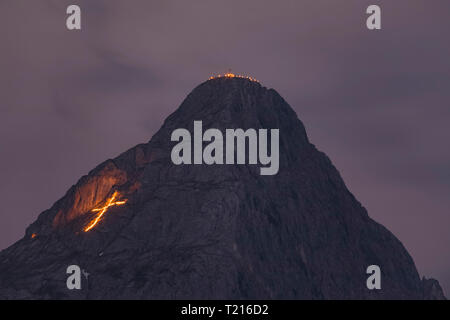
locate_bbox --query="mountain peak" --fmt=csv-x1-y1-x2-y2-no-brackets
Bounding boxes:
0,80,445,299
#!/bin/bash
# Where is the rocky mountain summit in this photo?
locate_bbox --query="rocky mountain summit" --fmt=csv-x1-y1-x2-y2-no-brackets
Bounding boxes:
0,77,445,299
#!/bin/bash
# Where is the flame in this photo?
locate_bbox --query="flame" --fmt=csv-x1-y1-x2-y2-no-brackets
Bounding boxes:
84,191,127,232
31,233,37,239
208,72,259,83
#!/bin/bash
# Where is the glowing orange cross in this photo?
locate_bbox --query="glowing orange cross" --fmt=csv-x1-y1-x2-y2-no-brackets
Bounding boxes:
84,191,127,232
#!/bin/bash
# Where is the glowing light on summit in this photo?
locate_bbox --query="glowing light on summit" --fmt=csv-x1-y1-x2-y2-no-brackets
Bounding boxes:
84,191,127,232
208,72,259,83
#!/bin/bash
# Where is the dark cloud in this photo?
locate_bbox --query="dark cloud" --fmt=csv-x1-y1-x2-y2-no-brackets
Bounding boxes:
1,0,449,294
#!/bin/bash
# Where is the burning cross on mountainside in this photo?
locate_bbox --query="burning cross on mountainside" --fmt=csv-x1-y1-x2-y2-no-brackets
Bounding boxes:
84,191,127,232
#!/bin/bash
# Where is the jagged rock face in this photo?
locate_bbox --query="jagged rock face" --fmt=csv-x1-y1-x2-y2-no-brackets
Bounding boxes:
0,78,445,299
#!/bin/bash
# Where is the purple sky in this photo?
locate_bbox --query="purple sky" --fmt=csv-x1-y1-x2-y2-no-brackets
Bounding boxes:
1,0,449,294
